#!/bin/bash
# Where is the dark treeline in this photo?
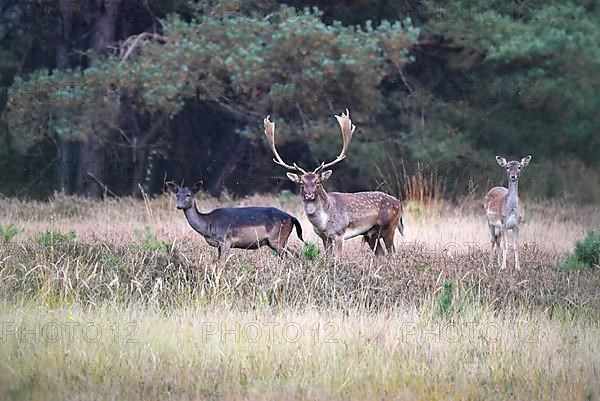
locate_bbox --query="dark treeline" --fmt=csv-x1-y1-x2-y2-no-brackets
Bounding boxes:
1,0,599,201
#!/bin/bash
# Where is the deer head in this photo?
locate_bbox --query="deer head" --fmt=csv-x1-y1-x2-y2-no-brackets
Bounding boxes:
264,109,355,202
166,181,202,210
496,155,531,183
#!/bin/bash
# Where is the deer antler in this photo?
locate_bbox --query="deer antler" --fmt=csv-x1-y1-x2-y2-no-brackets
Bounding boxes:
263,116,307,173
314,109,355,173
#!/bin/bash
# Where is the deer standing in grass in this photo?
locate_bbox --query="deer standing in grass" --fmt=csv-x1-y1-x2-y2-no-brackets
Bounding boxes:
484,155,532,270
264,110,404,259
167,181,303,261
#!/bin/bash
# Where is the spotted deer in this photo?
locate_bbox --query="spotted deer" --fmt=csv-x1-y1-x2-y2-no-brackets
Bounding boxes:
167,181,303,261
264,109,404,259
484,155,532,269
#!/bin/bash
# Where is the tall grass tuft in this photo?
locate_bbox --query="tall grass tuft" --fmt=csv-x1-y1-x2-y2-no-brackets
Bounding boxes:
35,229,76,247
0,223,23,243
134,226,168,252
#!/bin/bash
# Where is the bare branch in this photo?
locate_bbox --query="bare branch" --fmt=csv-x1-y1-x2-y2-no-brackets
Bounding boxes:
119,32,167,63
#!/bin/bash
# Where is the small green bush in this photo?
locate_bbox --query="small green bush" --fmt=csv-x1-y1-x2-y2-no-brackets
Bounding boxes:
135,227,168,252
302,242,321,261
560,254,590,271
0,224,24,243
436,281,454,316
36,230,76,247
560,230,600,270
101,254,123,268
575,230,600,268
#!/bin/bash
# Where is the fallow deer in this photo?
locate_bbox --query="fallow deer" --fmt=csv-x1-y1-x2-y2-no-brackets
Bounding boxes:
167,181,303,261
264,110,404,259
484,155,532,269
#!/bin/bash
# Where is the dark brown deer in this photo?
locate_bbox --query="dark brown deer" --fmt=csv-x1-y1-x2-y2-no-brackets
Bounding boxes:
167,181,303,261
484,155,532,270
264,110,404,259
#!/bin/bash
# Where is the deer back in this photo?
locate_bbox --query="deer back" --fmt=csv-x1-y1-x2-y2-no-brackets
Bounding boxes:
327,191,402,238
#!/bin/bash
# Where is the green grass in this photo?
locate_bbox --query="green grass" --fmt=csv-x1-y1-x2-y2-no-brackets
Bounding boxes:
0,223,23,243
560,230,600,270
134,226,168,252
302,242,321,261
575,230,600,268
35,229,76,247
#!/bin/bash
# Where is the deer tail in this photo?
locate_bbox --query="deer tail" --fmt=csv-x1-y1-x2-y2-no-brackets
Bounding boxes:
291,217,304,242
397,216,405,236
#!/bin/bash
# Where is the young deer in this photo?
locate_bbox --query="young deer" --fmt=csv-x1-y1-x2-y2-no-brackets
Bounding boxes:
264,110,404,259
484,155,532,269
167,181,303,261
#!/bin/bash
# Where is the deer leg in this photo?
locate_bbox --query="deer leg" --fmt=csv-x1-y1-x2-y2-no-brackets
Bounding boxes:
500,227,508,270
382,228,395,255
267,243,284,258
488,223,499,264
217,242,231,262
333,237,343,262
364,235,377,252
367,234,385,256
269,227,292,258
496,229,502,266
321,237,334,257
513,226,520,270
269,240,297,259
374,239,386,256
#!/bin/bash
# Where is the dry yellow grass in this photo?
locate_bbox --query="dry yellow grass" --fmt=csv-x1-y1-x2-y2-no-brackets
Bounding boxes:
1,192,597,255
0,302,598,401
0,193,599,400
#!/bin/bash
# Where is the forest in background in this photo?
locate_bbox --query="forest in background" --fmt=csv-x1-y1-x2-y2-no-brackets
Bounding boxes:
1,0,599,201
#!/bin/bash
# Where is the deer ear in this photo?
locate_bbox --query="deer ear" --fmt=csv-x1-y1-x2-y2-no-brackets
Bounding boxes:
495,156,507,167
319,170,333,182
192,180,203,193
520,155,532,167
286,173,301,183
166,181,179,194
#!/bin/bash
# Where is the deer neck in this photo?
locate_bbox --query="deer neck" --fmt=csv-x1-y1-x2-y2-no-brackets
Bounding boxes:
303,187,332,230
183,202,210,236
505,179,519,227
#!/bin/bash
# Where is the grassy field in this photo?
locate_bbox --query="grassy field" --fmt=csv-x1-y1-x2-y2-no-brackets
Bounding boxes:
0,193,599,400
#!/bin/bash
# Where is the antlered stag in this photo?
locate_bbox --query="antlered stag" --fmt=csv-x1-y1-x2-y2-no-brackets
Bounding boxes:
264,110,404,259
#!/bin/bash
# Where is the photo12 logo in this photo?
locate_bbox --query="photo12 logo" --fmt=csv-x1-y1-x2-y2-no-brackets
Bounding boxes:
0,321,139,344
200,320,339,344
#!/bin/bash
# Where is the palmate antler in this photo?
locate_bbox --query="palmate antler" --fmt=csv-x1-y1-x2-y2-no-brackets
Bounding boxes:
263,116,307,173
314,109,355,173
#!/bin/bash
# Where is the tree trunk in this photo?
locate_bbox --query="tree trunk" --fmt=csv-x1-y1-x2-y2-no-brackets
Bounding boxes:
55,0,74,193
76,141,105,197
130,112,169,194
131,147,147,195
75,0,122,197
91,0,122,50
